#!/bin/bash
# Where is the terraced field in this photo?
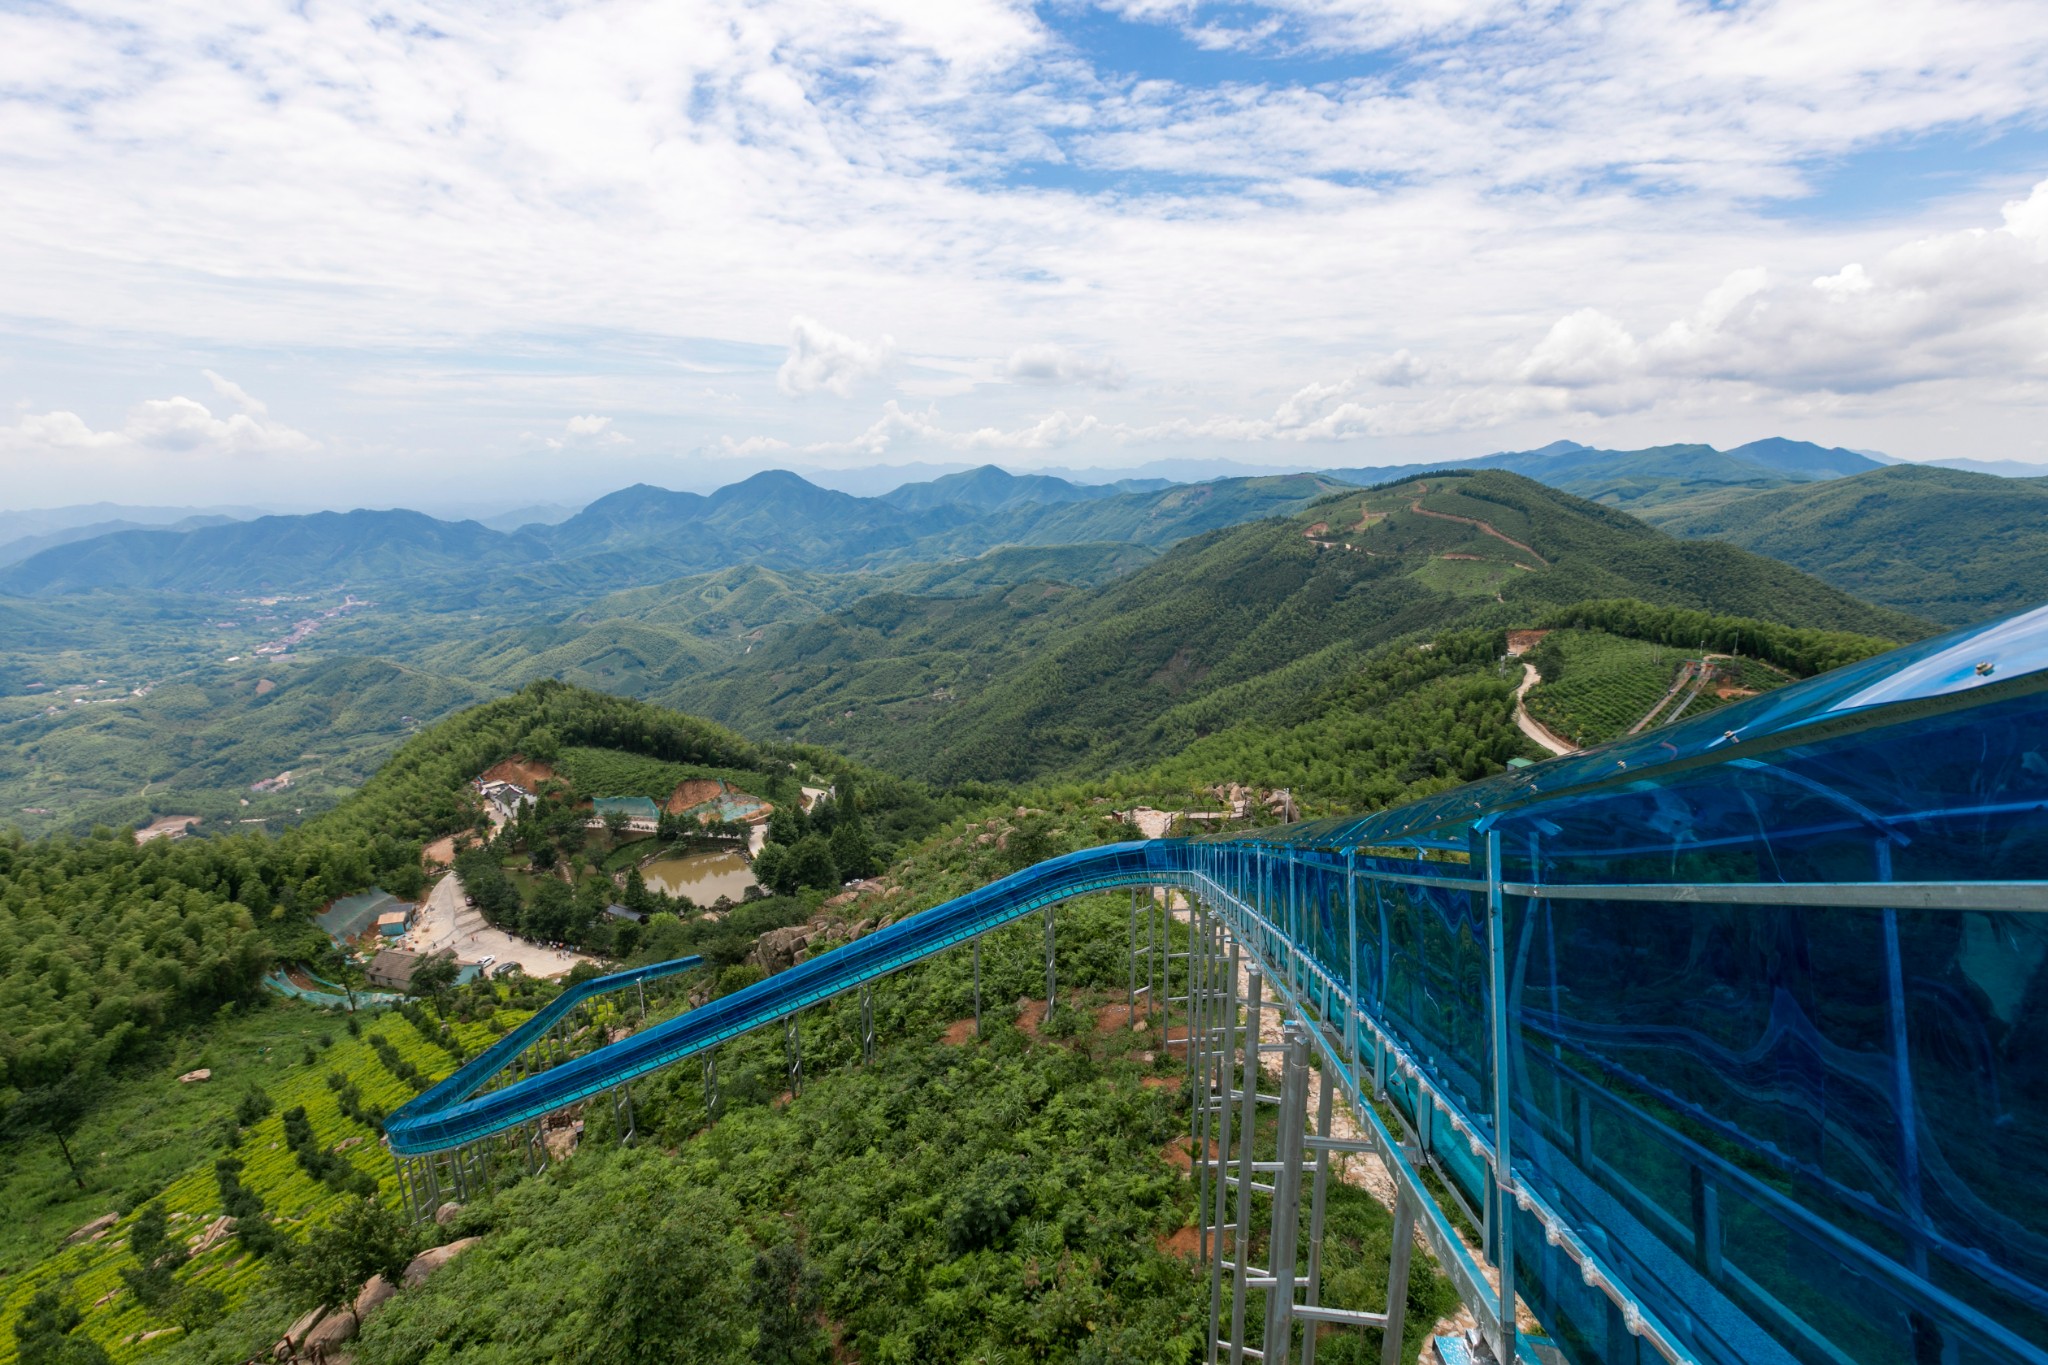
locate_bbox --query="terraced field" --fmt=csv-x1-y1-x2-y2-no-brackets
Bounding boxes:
1523,630,1794,747
0,1001,523,1364
1522,630,1684,747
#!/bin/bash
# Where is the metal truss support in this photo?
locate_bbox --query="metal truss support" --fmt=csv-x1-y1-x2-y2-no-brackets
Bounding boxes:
702,1050,720,1119
1043,903,1057,1015
636,979,646,1020
612,1082,635,1146
1218,963,1267,1365
785,1013,803,1099
972,935,983,1038
860,985,876,1066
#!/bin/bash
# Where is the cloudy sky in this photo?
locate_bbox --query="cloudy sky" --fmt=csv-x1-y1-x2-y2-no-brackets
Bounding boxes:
2,0,2046,510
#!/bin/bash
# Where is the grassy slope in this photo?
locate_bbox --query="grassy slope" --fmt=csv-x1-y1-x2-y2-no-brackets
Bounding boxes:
1663,464,2048,626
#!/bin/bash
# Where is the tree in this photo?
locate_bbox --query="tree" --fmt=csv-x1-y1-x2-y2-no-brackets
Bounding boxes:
787,834,838,892
751,843,794,897
278,1197,416,1320
407,952,459,1003
120,1202,189,1310
603,808,630,839
828,816,878,881
12,1286,112,1365
745,1243,826,1365
579,1192,740,1365
766,802,804,848
3,1072,95,1191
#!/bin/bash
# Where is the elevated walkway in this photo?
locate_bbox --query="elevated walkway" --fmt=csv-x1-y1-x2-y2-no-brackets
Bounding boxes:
387,602,2048,1365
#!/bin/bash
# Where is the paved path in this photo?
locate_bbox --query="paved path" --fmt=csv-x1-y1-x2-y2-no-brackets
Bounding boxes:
1513,663,1575,756
402,871,593,979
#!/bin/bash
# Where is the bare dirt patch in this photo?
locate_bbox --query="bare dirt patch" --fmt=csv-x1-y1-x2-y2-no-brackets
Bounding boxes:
422,835,457,869
1141,1074,1183,1092
1156,1225,1201,1258
665,778,725,814
253,678,276,696
1096,1002,1142,1034
1159,1137,1216,1174
479,756,556,789
1161,1024,1192,1056
941,1017,977,1046
1014,999,1047,1038
1303,521,1330,537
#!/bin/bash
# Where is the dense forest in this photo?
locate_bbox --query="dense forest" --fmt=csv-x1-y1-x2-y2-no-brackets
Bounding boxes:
0,459,1978,1365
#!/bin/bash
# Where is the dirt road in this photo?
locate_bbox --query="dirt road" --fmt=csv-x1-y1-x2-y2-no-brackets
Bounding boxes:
1513,663,1575,756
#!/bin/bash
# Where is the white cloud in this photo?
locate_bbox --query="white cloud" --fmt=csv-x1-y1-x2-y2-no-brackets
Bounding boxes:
1005,344,1127,389
524,413,633,450
778,317,892,397
3,0,2048,496
0,377,316,462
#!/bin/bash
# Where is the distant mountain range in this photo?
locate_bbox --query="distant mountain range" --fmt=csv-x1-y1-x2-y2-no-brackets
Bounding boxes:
1328,437,1887,525
0,466,1345,598
4,438,2044,625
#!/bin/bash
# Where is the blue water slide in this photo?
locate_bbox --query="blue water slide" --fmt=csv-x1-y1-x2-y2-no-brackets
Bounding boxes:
386,601,2048,1365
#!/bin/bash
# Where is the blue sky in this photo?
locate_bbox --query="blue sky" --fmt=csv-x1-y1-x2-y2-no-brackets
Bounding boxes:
0,0,2045,509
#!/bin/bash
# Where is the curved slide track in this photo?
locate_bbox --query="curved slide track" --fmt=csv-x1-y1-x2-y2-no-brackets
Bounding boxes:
387,602,2048,1365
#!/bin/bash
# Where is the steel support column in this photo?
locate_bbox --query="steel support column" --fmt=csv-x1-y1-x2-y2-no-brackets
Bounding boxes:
860,985,876,1066
785,1014,803,1099
702,1050,719,1119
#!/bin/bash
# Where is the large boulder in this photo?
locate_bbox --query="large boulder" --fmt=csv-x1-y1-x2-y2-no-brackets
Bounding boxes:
433,1201,463,1226
353,1273,397,1320
403,1235,481,1288
301,1308,357,1362
62,1213,119,1247
275,1305,327,1359
748,926,812,972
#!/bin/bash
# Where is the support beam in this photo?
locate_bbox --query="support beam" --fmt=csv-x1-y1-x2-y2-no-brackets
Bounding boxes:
785,1014,803,1099
1262,1026,1310,1365
702,1050,719,1119
973,935,983,1038
1044,903,1057,1014
860,985,876,1066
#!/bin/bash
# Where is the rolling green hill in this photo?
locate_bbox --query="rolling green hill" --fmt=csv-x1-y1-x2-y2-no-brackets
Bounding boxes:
661,471,1929,786
1662,464,2048,625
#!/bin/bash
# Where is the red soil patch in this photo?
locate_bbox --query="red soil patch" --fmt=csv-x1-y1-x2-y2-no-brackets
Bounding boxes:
1162,1025,1192,1055
1159,1137,1217,1174
1715,686,1759,700
1015,999,1047,1038
665,778,725,815
1506,629,1550,656
422,835,457,869
772,1091,794,1110
480,756,556,789
1156,1225,1201,1258
941,1017,977,1045
1438,552,1484,561
1097,1002,1143,1033
253,678,276,696
1141,1074,1184,1092
1303,521,1330,537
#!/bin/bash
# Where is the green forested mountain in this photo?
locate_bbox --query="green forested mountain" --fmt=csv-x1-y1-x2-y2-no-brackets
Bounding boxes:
661,471,1927,786
0,470,1331,600
1662,464,2048,625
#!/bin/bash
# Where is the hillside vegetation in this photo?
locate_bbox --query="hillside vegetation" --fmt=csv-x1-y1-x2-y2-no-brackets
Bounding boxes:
1663,463,2048,625
663,472,1926,786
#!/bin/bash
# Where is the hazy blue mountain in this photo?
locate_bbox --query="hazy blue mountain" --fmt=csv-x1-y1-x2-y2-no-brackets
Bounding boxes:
1326,437,1883,524
0,508,527,595
0,469,1333,598
0,514,240,567
878,464,1123,513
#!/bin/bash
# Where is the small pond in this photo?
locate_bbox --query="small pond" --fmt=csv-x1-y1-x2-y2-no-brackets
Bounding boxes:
641,849,757,905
